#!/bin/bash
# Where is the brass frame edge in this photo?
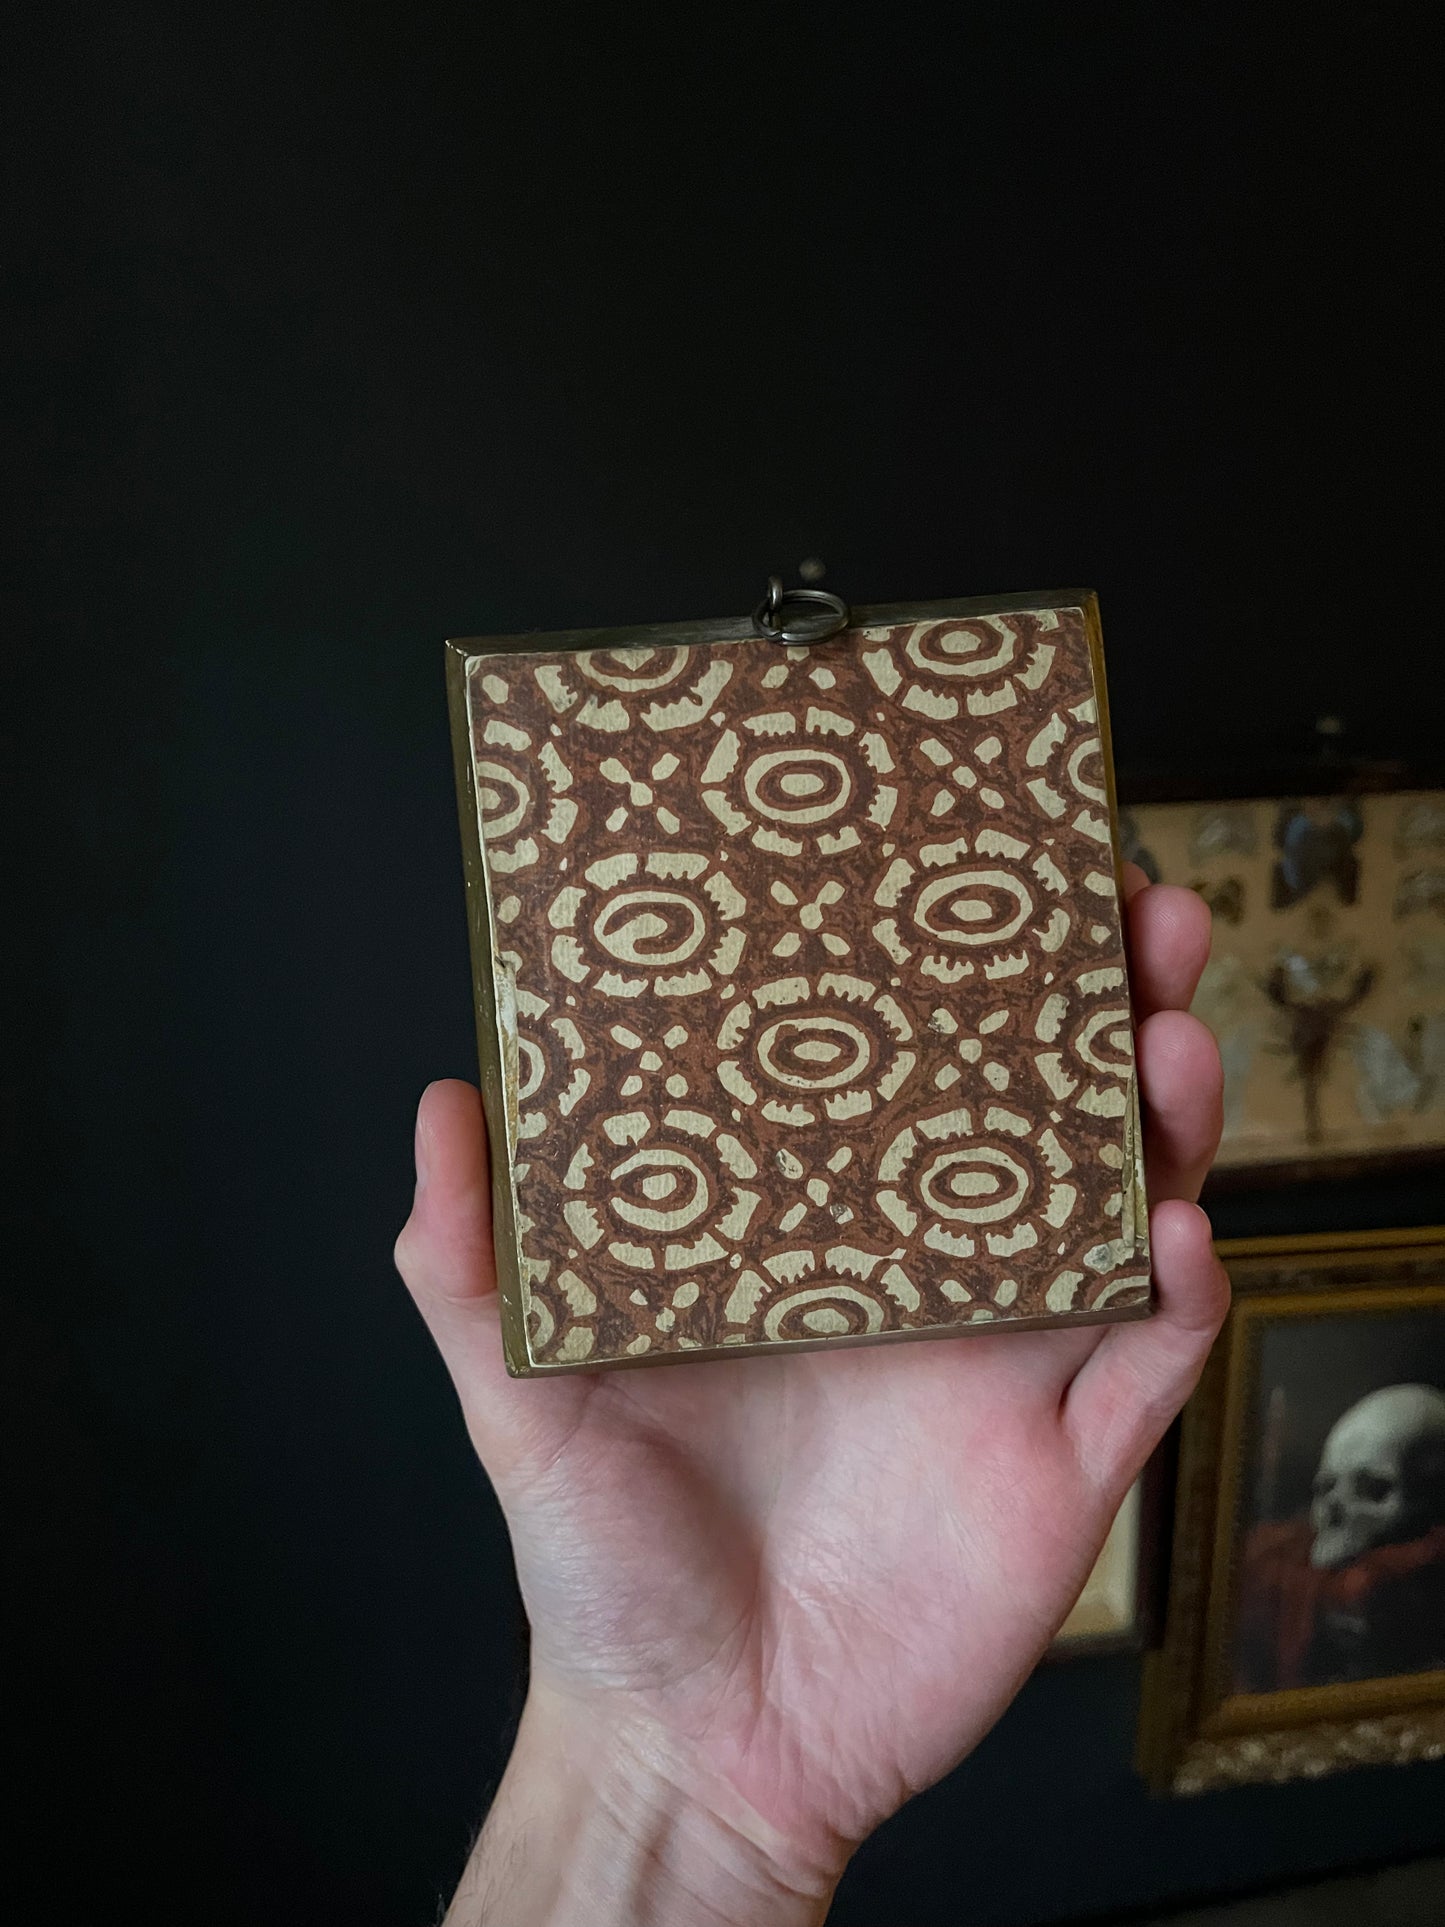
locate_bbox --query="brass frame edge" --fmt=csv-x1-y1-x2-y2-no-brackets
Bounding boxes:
504,1298,1151,1378
445,642,533,1375
1080,590,1154,1321
446,586,1099,663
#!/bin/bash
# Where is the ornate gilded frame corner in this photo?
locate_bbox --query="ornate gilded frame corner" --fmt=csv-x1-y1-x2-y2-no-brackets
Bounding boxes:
1137,1228,1445,1794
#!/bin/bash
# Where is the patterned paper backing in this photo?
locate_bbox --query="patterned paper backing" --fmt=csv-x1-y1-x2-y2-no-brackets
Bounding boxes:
467,607,1149,1367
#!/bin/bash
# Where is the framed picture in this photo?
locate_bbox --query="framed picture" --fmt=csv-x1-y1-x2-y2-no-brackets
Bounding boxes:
1120,788,1445,1185
1138,1228,1445,1793
1050,1479,1146,1655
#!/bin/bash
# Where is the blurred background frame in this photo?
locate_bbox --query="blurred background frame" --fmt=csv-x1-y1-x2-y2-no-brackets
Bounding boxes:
1117,764,1445,1192
1138,1228,1445,1795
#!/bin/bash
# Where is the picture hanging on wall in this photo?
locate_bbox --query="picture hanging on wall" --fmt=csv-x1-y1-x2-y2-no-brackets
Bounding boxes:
1121,788,1445,1183
1050,1478,1147,1655
1137,1229,1445,1793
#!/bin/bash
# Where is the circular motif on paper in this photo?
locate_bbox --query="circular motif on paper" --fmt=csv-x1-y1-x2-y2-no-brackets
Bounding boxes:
912,867,1034,947
905,619,1022,682
533,644,733,733
548,851,747,997
756,1013,872,1091
468,716,579,872
1070,1004,1133,1075
1029,963,1136,1119
513,1004,568,1126
509,993,593,1145
525,1290,555,1352
610,1143,712,1235
859,610,1063,722
515,1032,547,1102
1066,736,1107,804
743,747,853,827
475,757,534,843
917,1142,1033,1223
1013,703,1115,844
575,645,693,693
871,833,1089,986
762,1282,888,1343
701,712,900,857
560,1110,762,1280
715,973,917,1127
472,739,558,871
876,1108,1079,1273
594,889,707,968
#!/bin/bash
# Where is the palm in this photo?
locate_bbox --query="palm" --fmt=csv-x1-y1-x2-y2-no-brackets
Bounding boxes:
491,1330,1109,1850
396,875,1227,1875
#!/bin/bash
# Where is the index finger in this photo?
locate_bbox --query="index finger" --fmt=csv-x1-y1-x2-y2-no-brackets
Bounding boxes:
1124,876,1212,1018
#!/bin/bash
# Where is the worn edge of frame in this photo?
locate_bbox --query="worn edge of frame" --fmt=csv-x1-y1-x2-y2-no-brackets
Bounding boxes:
446,587,1151,1377
446,640,534,1375
1136,1226,1445,1794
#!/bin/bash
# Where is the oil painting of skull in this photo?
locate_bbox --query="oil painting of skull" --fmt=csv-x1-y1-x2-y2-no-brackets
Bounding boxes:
1309,1384,1445,1571
1232,1304,1445,1695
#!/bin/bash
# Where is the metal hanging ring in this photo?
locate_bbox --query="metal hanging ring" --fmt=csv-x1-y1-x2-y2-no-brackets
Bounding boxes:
751,577,851,646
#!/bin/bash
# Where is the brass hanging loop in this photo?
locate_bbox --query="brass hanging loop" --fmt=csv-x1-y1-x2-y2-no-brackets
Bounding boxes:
751,574,850,646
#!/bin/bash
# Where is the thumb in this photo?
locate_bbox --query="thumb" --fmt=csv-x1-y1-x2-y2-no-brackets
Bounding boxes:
392,1079,587,1482
394,1078,501,1345
1061,1198,1230,1495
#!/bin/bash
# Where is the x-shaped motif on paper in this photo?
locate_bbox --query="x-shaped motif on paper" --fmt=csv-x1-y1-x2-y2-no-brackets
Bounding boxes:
771,1143,858,1232
608,1020,694,1100
598,753,683,833
768,878,851,958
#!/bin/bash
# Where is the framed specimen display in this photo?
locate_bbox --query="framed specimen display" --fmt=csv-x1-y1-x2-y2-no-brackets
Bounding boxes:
1121,789,1445,1184
448,587,1151,1375
1138,1228,1445,1793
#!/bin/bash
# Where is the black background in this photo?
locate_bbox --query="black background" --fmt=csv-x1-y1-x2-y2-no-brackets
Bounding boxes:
9,5,1445,1921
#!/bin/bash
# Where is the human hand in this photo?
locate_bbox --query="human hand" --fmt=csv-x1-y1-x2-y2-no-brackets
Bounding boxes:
395,869,1227,1926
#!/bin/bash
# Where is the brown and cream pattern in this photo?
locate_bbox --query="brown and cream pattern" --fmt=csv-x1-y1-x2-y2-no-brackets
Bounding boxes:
466,606,1149,1368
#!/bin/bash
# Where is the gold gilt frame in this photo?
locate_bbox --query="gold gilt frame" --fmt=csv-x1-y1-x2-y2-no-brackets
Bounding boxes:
1138,1228,1445,1794
445,589,1135,1375
1049,1476,1148,1656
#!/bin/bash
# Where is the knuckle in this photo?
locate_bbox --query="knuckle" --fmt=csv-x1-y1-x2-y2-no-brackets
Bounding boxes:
392,1217,422,1281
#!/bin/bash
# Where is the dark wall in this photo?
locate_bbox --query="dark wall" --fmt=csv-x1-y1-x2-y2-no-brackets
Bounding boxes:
10,6,1444,1922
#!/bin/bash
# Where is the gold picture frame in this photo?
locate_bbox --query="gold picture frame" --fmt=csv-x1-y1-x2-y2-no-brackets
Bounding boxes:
1138,1228,1445,1793
1050,1478,1146,1655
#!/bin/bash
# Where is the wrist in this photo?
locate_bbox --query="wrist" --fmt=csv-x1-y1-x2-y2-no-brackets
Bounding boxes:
447,1684,842,1927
